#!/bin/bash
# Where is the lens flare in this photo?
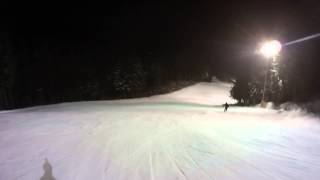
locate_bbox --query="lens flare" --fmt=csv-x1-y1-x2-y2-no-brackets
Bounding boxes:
284,33,320,46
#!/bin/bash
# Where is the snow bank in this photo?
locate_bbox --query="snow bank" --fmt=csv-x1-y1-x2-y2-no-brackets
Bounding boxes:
280,100,320,114
280,102,302,111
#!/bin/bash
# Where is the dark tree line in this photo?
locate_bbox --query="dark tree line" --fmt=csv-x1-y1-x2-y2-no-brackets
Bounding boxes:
0,31,214,110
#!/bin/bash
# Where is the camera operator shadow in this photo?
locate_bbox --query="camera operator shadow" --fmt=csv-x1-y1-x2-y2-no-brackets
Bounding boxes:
40,158,56,180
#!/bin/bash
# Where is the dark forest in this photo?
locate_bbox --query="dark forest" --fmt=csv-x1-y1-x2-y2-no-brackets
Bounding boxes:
1,1,320,109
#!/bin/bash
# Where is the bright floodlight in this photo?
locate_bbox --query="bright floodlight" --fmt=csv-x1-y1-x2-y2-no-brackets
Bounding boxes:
259,40,282,58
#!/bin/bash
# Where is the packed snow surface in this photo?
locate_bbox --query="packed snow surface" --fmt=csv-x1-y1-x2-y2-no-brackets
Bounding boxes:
1,81,320,180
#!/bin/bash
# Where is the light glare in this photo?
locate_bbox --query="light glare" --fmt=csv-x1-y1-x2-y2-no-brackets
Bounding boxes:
259,40,282,58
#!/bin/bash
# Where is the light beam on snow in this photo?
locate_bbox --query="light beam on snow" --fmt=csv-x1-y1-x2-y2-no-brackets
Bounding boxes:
284,33,320,46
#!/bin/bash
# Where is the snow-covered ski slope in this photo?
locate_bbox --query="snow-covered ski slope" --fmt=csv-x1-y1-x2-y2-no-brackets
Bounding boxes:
1,81,320,180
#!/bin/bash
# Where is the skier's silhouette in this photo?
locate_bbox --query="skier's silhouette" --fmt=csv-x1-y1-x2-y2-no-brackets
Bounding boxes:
223,102,229,112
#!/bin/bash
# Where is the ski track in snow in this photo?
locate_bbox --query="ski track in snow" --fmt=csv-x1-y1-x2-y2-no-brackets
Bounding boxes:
0,81,320,179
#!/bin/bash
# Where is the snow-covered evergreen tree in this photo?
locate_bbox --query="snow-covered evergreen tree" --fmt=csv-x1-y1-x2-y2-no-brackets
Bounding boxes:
112,58,147,97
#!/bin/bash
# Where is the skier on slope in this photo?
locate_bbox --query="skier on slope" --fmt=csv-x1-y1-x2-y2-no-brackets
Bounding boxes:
223,102,229,112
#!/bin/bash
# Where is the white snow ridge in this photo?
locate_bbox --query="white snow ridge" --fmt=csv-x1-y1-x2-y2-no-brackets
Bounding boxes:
1,80,320,180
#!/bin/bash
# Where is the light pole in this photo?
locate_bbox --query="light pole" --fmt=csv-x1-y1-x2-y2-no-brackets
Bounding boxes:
258,40,282,107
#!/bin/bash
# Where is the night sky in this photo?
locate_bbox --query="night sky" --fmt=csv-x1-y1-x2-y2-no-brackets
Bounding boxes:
7,1,320,54
6,1,320,63
1,0,320,108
